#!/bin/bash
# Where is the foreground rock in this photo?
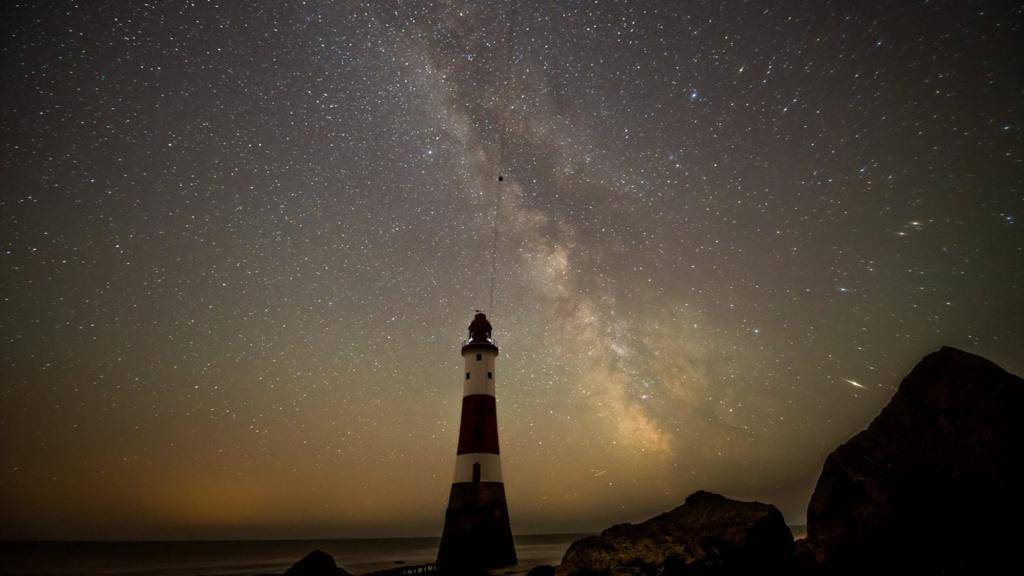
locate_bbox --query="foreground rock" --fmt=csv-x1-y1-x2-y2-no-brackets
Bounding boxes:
556,491,793,576
283,549,351,576
799,347,1024,574
526,565,556,576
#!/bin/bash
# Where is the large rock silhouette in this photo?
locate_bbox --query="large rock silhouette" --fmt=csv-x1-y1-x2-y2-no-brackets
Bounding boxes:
556,490,793,576
799,346,1024,574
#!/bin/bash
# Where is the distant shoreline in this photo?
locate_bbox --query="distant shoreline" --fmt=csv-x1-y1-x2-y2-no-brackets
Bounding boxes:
0,526,808,543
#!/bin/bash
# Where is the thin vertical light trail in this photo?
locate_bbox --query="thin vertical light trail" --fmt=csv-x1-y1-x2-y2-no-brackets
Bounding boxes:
488,6,516,317
489,182,500,314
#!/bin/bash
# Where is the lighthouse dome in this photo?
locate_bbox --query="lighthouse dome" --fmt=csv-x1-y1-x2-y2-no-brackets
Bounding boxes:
468,312,492,342
462,312,498,354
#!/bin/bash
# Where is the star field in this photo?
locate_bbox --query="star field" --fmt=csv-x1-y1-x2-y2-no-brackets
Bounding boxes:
1,1,1022,539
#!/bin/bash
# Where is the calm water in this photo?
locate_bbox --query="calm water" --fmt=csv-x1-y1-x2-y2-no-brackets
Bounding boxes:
0,535,585,576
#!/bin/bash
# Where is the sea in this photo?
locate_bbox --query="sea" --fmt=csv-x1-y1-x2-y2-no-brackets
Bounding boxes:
0,534,584,576
0,528,807,575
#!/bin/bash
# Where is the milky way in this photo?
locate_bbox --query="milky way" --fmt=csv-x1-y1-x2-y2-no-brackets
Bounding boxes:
1,1,1022,539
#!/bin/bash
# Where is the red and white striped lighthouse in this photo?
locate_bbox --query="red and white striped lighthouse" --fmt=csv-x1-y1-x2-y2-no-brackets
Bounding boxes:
437,312,517,571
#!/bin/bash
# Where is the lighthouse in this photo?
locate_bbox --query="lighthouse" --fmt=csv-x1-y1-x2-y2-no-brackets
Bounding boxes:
437,312,517,572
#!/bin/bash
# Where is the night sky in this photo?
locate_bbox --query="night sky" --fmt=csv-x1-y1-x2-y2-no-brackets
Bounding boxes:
2,1,1022,540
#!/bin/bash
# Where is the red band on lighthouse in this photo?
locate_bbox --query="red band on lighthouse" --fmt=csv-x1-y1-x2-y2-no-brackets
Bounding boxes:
456,395,500,455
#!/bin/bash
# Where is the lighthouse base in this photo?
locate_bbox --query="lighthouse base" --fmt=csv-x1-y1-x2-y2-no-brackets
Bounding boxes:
437,481,517,573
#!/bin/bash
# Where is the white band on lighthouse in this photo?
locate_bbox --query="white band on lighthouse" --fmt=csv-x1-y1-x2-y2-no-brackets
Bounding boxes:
453,452,504,483
463,350,497,397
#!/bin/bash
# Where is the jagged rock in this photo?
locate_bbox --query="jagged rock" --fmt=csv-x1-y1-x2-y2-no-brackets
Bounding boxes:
526,565,556,576
283,549,351,576
556,490,794,576
799,347,1024,575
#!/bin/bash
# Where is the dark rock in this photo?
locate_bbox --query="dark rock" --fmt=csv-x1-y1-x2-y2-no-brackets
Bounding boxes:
283,549,351,576
556,490,794,576
526,565,556,576
800,347,1024,575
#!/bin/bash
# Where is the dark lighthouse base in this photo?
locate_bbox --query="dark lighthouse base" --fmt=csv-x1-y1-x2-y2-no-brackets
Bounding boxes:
437,481,516,573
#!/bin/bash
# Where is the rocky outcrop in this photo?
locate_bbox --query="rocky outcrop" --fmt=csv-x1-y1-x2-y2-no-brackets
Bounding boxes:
556,491,794,576
799,347,1024,575
283,549,351,576
526,565,556,576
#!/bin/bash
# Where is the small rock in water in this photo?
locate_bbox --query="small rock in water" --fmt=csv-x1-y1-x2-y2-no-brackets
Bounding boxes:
526,565,555,576
283,549,351,576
